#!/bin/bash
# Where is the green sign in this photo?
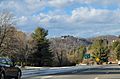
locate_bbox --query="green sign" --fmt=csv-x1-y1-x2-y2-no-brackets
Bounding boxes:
84,54,90,59
101,57,108,62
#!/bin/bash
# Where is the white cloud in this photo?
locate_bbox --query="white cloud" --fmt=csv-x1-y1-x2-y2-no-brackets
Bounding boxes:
95,0,120,6
48,0,74,8
0,0,47,16
17,16,28,26
76,0,96,4
24,0,46,12
70,7,120,24
76,0,120,6
40,0,120,8
29,13,70,32
23,7,120,30
23,6,120,37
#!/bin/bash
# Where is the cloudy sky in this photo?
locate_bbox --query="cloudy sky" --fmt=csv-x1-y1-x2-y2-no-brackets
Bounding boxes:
1,0,120,38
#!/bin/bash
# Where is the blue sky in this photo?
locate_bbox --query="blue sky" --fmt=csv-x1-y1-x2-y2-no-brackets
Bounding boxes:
1,0,120,38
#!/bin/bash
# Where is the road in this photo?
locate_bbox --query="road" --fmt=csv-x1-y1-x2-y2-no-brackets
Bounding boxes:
22,64,120,79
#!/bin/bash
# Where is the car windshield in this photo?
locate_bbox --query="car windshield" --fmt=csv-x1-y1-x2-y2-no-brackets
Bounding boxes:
0,58,6,64
0,0,120,79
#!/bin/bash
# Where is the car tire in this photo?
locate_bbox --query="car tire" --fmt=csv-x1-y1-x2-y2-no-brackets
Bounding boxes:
15,71,21,79
0,72,5,79
0,72,9,79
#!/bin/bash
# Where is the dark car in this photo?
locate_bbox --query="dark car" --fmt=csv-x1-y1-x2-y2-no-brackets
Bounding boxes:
0,57,21,79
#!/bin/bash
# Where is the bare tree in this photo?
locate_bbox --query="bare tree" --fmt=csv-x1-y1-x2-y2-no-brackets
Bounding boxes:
0,11,15,54
50,38,69,66
50,36,88,66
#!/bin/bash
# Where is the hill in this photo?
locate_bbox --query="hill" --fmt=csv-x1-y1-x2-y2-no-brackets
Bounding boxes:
49,35,92,49
88,35,119,44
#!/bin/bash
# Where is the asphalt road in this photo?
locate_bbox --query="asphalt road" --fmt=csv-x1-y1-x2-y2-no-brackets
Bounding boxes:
22,64,120,79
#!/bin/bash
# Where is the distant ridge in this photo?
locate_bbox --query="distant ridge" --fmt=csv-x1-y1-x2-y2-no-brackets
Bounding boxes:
87,35,119,43
49,35,119,48
49,35,92,50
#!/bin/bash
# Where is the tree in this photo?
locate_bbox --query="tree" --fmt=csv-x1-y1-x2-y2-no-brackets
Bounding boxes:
90,39,110,64
31,27,52,66
49,36,89,66
54,49,66,66
112,41,120,50
67,46,86,64
115,44,120,60
0,11,16,55
50,38,68,66
13,31,31,66
111,40,120,60
2,27,17,56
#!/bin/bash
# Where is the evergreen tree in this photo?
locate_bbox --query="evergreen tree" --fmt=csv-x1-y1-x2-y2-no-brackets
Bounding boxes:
32,27,52,66
112,41,120,60
90,39,109,64
115,44,120,60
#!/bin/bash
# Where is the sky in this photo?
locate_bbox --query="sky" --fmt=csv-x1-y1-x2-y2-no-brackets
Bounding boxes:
1,0,120,38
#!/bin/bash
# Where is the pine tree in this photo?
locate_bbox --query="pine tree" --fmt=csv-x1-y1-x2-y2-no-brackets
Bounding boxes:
32,27,52,66
90,39,109,64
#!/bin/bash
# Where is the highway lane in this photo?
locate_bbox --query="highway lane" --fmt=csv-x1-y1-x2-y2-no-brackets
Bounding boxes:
21,65,101,78
23,74,120,79
22,64,120,79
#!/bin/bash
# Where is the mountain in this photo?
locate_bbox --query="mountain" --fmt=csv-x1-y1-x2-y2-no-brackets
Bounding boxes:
49,35,119,50
49,35,92,49
87,35,119,43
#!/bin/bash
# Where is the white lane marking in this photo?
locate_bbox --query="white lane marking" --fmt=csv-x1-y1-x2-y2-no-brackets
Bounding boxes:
41,76,53,79
94,77,99,79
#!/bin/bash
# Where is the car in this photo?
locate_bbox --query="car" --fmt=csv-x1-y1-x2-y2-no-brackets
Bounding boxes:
108,62,112,64
118,61,120,66
0,57,21,79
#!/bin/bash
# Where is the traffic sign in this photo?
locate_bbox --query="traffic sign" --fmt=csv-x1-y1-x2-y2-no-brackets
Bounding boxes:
96,58,100,62
84,54,90,59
